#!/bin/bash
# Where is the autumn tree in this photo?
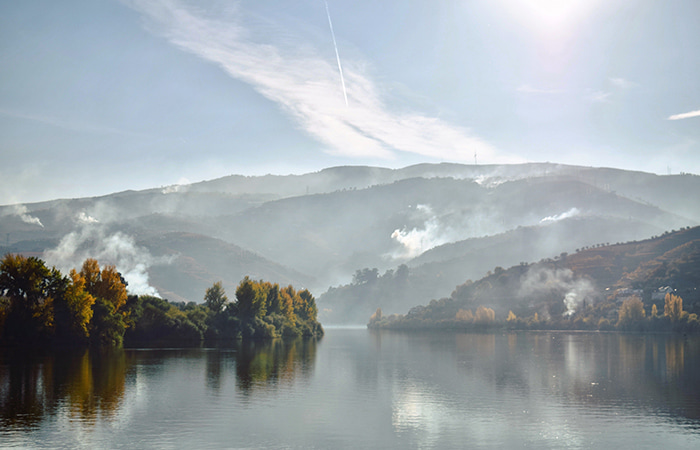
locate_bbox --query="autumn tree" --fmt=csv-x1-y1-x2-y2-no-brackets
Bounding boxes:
53,269,95,342
368,307,383,325
617,296,645,330
80,259,129,346
456,309,474,322
474,306,495,324
664,293,683,322
279,286,297,324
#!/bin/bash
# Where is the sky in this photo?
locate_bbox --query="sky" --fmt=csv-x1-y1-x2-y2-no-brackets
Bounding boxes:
1,0,699,205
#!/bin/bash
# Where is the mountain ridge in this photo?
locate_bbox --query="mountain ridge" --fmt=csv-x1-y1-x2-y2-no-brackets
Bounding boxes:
1,163,697,313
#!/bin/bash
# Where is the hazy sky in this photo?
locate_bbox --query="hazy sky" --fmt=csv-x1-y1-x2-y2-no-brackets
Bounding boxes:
1,0,699,204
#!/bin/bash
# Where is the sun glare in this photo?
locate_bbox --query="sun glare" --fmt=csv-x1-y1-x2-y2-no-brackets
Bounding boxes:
502,0,602,36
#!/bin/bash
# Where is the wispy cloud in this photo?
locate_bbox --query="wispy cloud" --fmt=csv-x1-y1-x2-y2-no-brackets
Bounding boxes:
125,0,511,163
668,109,700,120
517,84,563,95
609,77,638,89
585,90,612,103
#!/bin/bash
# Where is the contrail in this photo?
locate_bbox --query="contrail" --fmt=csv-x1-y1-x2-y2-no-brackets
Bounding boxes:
324,0,348,106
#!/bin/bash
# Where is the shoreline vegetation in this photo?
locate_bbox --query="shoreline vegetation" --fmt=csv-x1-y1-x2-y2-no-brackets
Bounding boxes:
0,255,323,348
367,290,698,333
366,293,698,333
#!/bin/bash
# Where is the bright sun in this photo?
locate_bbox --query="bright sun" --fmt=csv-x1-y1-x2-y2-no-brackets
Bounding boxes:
503,0,602,36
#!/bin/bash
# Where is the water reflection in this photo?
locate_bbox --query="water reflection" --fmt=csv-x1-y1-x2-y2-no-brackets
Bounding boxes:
235,338,317,393
383,332,700,425
1,332,699,448
0,338,319,431
0,348,129,428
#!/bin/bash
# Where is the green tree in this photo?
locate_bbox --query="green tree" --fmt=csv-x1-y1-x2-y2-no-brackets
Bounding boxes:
204,281,228,313
296,289,318,322
263,283,278,315
0,254,63,341
236,277,267,319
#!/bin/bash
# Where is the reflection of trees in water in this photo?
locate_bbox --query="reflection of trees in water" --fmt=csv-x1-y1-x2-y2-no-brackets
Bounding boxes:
0,348,129,428
0,350,46,428
234,338,318,393
206,350,226,392
665,339,684,379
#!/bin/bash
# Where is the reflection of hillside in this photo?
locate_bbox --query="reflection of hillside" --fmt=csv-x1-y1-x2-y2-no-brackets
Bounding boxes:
373,332,700,424
0,348,130,428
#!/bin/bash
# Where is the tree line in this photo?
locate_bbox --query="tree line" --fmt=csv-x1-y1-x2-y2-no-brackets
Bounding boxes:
0,254,322,347
368,293,700,333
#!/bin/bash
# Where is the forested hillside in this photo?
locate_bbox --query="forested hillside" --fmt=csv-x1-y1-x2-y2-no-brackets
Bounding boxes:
368,226,700,331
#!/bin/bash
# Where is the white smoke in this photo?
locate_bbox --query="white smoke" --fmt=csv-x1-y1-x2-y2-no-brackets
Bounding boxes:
540,207,580,224
162,177,191,194
76,211,99,224
13,204,44,227
390,205,453,259
519,266,595,317
44,225,170,297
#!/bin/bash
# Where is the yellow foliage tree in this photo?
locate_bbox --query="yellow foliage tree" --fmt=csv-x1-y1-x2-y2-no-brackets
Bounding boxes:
664,293,683,322
456,309,474,322
617,296,645,328
80,259,129,345
506,311,517,322
279,286,297,324
475,306,495,323
80,259,127,314
61,269,96,339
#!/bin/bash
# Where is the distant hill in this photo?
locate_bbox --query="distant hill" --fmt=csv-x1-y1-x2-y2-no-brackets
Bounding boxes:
317,216,662,324
382,226,700,328
142,232,314,304
0,163,697,309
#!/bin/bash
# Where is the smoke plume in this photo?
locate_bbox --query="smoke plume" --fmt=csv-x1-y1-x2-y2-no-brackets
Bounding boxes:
390,205,453,259
13,204,44,227
540,207,580,224
77,211,100,224
44,225,170,297
519,266,595,316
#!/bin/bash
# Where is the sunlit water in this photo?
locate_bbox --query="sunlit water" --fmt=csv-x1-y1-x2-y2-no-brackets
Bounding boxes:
2,329,699,449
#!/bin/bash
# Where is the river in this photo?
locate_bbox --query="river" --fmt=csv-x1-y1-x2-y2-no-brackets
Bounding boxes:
1,328,699,449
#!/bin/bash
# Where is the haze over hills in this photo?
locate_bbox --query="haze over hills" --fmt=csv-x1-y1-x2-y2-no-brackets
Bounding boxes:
0,163,698,324
367,225,700,330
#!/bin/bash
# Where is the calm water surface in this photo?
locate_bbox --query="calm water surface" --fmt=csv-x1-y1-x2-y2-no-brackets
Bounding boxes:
1,329,699,449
